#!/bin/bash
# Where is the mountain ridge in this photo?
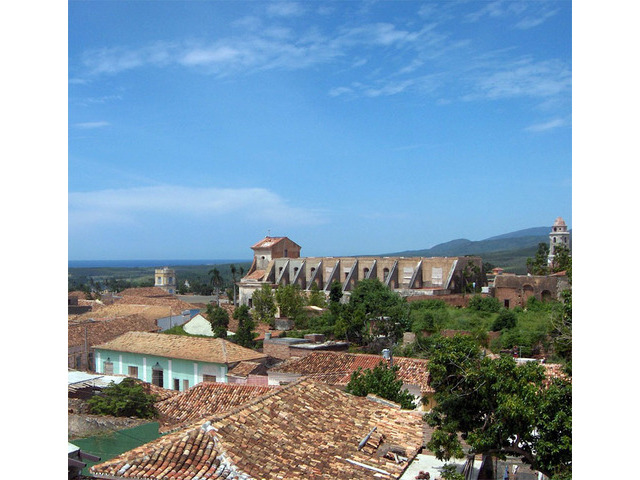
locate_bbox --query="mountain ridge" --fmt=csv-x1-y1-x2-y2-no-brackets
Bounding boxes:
380,226,571,274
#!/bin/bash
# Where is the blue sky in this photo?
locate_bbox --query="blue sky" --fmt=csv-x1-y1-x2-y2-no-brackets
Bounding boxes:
68,0,572,261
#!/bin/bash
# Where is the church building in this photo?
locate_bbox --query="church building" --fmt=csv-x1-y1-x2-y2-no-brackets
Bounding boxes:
238,236,483,307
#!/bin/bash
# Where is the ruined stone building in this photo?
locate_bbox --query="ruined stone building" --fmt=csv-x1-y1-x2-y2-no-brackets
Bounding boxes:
238,236,483,306
492,271,570,309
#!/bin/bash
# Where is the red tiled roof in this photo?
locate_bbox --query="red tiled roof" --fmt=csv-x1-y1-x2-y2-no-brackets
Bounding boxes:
227,361,265,377
93,331,267,365
270,351,433,394
117,287,173,298
68,314,161,349
90,378,425,480
251,236,287,249
155,382,275,432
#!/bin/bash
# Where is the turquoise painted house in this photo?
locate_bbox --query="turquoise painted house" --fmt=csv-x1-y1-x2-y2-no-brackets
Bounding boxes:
93,331,267,392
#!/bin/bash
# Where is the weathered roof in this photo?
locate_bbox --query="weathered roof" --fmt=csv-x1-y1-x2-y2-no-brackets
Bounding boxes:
93,331,267,365
117,287,174,298
251,236,288,249
227,361,265,377
270,351,433,394
71,303,178,322
90,378,425,480
243,269,266,281
155,382,275,432
68,314,161,349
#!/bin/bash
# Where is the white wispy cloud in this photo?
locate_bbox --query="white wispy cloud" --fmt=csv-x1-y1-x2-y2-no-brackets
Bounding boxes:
266,1,304,18
462,57,571,101
525,118,568,132
69,186,328,227
74,7,568,110
73,121,111,129
465,0,558,29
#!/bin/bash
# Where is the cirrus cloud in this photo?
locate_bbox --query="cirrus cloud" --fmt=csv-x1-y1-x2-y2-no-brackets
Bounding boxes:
69,185,328,228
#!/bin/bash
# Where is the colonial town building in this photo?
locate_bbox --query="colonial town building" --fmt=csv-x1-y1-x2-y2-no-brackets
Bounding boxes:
238,236,483,306
154,266,177,294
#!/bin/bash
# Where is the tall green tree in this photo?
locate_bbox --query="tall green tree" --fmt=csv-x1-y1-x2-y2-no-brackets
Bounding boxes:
205,303,229,338
550,244,572,279
251,283,277,327
424,335,571,479
208,268,224,305
275,284,306,324
233,305,257,349
307,282,327,308
346,278,409,343
526,243,550,275
345,361,416,409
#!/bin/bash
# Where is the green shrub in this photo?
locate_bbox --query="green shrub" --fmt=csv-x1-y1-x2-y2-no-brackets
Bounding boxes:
491,309,517,331
345,362,416,409
468,295,501,313
88,378,157,419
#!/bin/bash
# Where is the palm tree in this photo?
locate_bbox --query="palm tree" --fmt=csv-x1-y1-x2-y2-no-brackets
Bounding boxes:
208,267,223,306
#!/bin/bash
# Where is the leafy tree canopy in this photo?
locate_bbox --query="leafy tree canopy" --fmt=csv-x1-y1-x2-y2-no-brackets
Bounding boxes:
424,335,571,479
87,378,157,419
491,309,517,331
526,243,550,275
345,361,416,409
275,284,306,327
251,283,277,327
233,305,257,349
468,295,501,313
307,282,327,308
346,279,409,343
206,304,229,338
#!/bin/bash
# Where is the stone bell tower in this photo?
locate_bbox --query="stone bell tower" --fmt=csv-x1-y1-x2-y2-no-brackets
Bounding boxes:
548,217,571,266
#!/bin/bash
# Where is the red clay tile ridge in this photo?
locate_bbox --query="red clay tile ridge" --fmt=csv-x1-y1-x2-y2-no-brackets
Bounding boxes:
90,377,425,479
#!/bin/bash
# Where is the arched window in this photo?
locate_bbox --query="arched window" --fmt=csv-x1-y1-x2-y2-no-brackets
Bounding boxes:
383,268,390,280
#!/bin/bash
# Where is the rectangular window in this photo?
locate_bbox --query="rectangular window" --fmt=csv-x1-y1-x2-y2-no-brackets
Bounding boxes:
128,366,138,378
152,368,164,387
174,378,180,390
103,361,114,375
403,267,413,285
432,267,443,285
202,374,217,383
183,379,189,390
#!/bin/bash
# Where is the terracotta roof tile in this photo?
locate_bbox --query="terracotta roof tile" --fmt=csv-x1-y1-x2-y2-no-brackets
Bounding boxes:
93,331,267,365
71,303,179,322
90,378,425,479
156,382,275,432
68,315,161,349
270,351,434,394
227,361,265,377
251,236,287,249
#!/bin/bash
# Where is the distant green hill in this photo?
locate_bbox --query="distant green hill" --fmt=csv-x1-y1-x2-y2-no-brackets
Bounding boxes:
382,226,567,274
